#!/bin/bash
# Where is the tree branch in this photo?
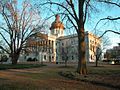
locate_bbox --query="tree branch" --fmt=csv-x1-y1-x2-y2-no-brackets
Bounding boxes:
39,1,77,22
0,33,11,47
94,16,120,30
0,46,10,54
84,0,90,24
99,30,120,38
98,0,120,8
66,0,78,22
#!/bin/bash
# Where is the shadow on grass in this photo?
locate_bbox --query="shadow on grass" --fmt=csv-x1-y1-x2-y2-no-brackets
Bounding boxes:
0,64,46,70
91,66,105,67
0,78,8,81
0,83,39,90
58,65,75,69
58,71,120,90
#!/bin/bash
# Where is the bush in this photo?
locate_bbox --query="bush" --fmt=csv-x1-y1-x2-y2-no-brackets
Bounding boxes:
32,58,38,61
27,58,38,62
59,71,75,80
27,58,33,62
0,55,8,62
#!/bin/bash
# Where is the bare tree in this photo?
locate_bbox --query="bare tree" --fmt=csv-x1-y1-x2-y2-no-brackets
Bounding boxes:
96,0,120,37
94,1,120,66
0,0,42,64
35,0,98,75
95,36,111,67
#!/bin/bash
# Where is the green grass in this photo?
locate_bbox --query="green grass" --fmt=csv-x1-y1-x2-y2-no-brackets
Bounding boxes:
0,64,46,70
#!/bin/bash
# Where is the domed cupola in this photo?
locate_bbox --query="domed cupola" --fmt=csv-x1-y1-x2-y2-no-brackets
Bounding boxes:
50,14,65,37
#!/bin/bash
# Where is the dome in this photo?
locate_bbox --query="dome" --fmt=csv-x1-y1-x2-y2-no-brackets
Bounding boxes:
50,14,65,30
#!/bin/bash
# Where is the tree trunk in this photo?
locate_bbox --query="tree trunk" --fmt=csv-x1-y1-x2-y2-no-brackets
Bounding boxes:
96,58,98,67
77,30,87,75
11,53,20,65
76,0,87,75
65,60,67,67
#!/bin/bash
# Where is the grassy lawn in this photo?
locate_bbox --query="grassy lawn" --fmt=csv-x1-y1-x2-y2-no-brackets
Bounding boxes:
60,65,120,90
0,63,46,70
0,63,120,90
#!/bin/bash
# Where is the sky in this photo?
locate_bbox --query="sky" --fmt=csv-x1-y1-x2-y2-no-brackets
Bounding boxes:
96,3,120,48
1,0,120,49
38,0,120,49
85,2,120,49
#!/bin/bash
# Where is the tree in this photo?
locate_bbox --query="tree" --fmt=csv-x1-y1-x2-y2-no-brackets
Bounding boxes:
96,0,120,37
95,46,101,67
95,36,111,67
35,0,97,75
0,0,42,64
94,0,120,66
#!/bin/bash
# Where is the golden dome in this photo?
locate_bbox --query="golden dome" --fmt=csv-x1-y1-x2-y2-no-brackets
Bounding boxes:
50,14,65,30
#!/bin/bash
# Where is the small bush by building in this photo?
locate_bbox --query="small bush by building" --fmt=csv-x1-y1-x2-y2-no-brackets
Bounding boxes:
27,58,38,62
0,55,8,62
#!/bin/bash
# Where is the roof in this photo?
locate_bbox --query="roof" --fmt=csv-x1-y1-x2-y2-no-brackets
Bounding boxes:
50,14,65,30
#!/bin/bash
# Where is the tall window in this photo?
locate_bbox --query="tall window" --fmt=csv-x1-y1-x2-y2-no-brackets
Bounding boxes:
72,56,74,60
56,49,57,53
44,55,46,60
91,55,92,60
90,44,92,51
62,43,64,46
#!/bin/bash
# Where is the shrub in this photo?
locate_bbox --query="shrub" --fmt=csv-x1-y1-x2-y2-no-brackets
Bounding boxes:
27,58,33,62
32,58,38,61
27,58,38,62
0,55,8,62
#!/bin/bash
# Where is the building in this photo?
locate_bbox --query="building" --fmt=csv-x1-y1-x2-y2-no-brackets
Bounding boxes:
22,14,101,63
104,43,120,62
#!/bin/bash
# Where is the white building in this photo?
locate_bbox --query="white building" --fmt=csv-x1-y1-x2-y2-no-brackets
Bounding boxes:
23,14,101,63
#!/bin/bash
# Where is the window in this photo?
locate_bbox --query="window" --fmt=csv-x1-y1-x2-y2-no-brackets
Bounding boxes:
56,49,57,53
62,48,64,52
91,55,92,60
52,56,54,59
72,56,74,60
62,43,64,46
49,56,51,62
49,40,50,44
90,44,92,51
93,46,95,52
44,55,46,60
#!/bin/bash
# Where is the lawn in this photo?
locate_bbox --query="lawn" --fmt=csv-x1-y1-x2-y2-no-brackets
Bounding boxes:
0,63,120,90
0,63,46,70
